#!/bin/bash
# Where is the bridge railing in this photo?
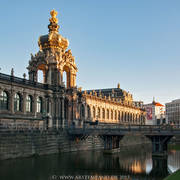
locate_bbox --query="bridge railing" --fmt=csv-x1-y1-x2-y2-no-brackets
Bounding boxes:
78,123,180,133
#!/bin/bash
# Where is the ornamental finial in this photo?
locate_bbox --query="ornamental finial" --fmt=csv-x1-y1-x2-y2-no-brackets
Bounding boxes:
48,10,59,32
49,9,58,24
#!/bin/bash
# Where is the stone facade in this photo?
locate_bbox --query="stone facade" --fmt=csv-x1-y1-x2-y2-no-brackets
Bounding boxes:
83,88,145,124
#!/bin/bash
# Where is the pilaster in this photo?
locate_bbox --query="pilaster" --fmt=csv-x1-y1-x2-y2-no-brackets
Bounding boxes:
22,92,27,114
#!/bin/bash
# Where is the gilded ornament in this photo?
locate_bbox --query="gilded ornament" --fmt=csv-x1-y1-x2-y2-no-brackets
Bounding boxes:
49,9,58,24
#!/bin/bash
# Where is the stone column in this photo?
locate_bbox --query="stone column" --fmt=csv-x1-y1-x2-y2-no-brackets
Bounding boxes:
48,97,53,128
84,104,87,120
55,95,61,129
60,71,63,85
72,99,76,122
58,98,62,128
43,70,46,83
58,71,62,86
69,72,73,88
73,74,76,87
66,71,70,88
10,89,15,114
73,100,78,121
22,92,27,114
33,94,38,117
33,71,37,82
44,95,51,129
28,71,33,81
61,97,65,128
68,101,72,127
47,68,52,85
119,111,121,123
58,99,61,128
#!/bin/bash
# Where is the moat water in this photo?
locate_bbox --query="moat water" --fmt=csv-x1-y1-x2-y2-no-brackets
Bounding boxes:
0,144,180,180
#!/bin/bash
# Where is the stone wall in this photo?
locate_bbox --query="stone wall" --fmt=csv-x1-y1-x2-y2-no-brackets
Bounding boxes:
0,129,104,160
0,129,151,160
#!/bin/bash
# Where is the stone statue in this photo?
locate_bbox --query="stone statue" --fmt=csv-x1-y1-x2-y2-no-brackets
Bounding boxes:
23,73,26,79
11,68,14,76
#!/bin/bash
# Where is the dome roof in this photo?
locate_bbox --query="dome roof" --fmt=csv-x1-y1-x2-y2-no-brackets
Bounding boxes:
38,10,69,51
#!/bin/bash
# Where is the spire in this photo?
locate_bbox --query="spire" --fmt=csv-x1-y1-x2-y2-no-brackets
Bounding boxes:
152,97,155,104
48,9,59,32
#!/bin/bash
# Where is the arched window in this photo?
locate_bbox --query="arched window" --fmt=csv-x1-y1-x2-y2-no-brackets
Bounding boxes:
124,112,127,122
107,109,109,119
98,107,100,118
63,71,67,88
93,106,96,118
111,110,113,120
37,97,42,113
81,104,85,118
115,111,117,120
0,91,8,110
26,95,32,112
102,108,105,119
87,105,91,118
14,93,21,112
37,70,44,83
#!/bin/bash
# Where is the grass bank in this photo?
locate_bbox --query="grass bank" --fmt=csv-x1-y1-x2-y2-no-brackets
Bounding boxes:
164,169,180,180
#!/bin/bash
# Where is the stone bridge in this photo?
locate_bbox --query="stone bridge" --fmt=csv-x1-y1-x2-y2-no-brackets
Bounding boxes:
68,124,180,156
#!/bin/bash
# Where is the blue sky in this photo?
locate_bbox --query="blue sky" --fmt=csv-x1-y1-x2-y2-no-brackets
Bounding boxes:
0,0,180,104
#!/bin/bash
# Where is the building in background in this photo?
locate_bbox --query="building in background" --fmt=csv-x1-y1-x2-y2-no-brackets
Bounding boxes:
166,99,180,125
134,101,144,109
144,99,165,125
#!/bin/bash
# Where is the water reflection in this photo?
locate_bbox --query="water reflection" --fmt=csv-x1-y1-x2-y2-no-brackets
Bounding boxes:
0,145,180,180
168,150,180,172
